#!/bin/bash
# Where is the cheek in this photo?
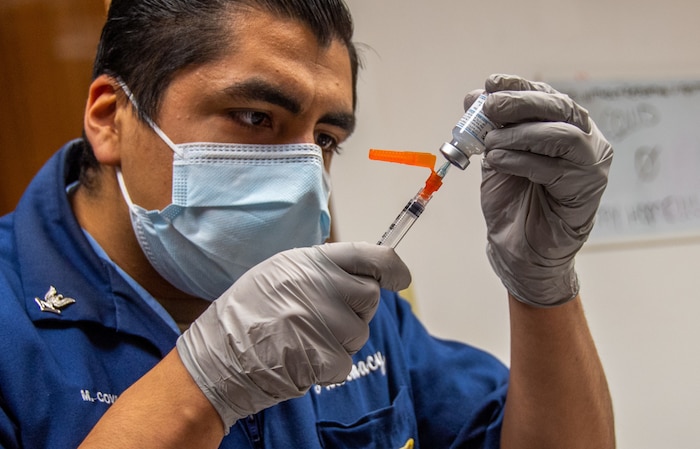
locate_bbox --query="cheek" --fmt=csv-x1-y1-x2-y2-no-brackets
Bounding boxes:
121,131,175,210
323,155,333,172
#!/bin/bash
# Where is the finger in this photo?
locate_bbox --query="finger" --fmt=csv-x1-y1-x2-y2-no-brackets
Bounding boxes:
480,164,532,227
316,242,412,292
484,148,571,188
484,149,609,230
485,122,600,165
263,248,378,355
316,353,354,385
462,88,485,112
485,73,560,94
483,90,591,133
484,148,608,209
301,265,377,353
327,271,382,324
312,297,372,355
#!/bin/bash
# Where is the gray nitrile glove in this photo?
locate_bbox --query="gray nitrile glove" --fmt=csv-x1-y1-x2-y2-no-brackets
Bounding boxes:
474,74,613,307
176,242,411,431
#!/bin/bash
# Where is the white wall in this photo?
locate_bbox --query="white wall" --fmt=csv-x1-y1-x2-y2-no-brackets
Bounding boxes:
336,1,700,448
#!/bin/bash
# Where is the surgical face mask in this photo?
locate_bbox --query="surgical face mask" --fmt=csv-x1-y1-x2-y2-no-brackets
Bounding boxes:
116,81,331,300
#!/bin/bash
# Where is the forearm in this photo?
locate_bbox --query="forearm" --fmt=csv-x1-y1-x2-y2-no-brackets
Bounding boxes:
79,349,225,449
501,294,615,449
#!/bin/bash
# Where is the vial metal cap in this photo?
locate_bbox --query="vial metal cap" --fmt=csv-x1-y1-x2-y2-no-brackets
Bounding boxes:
439,142,471,170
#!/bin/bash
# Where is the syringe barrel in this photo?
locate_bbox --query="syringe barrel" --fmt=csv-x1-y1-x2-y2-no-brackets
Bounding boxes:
377,195,427,248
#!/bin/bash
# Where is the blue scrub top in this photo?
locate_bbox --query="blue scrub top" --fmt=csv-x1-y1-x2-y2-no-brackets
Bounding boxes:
0,140,509,448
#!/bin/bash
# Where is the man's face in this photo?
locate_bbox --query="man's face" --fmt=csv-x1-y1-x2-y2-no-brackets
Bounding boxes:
117,8,355,211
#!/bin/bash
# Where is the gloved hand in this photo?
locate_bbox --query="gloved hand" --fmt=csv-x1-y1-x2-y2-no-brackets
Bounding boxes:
472,74,613,307
175,242,411,430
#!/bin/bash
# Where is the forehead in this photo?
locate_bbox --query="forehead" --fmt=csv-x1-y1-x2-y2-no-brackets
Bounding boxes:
175,7,355,113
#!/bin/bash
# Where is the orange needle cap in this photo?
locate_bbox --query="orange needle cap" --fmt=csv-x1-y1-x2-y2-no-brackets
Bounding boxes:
369,149,436,170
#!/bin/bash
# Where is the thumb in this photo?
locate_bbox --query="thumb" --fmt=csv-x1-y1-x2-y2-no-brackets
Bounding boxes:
463,89,485,112
315,242,412,292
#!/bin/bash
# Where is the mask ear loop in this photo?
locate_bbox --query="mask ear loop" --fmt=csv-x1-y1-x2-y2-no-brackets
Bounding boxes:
115,167,137,211
115,77,184,158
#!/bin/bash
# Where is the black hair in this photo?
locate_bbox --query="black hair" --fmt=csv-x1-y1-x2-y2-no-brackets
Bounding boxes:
80,0,359,185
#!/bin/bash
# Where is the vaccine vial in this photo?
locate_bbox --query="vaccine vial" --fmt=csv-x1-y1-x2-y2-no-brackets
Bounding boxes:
439,93,498,169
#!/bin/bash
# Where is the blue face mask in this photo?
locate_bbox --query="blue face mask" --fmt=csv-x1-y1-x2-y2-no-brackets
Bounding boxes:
116,81,331,300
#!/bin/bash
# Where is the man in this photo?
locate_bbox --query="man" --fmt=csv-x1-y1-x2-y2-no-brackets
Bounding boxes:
0,0,615,448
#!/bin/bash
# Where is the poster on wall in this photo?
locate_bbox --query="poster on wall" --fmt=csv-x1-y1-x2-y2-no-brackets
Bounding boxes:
551,79,700,245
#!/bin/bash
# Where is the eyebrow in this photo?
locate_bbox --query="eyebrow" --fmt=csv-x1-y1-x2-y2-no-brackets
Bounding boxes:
224,78,356,134
321,111,356,135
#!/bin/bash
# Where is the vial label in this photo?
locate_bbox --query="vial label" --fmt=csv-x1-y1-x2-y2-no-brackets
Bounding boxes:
455,94,497,145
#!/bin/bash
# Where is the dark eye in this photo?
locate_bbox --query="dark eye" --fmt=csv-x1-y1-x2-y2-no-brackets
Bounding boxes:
316,132,341,154
230,110,272,128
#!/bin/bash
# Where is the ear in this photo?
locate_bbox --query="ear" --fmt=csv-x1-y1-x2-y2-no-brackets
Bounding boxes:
84,74,123,166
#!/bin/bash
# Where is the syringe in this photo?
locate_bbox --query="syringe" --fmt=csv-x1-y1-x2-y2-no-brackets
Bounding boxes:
377,160,450,248
373,94,497,248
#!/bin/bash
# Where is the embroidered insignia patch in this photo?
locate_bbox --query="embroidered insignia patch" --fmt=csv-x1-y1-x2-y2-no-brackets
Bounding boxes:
399,438,415,449
35,286,76,315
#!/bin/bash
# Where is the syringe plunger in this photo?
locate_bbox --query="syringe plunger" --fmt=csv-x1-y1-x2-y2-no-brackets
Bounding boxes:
376,195,428,248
